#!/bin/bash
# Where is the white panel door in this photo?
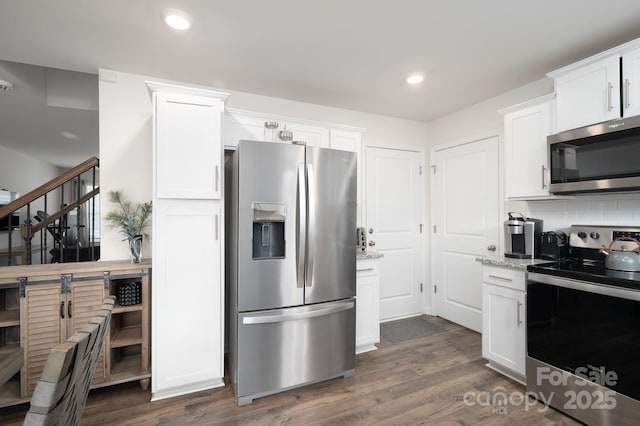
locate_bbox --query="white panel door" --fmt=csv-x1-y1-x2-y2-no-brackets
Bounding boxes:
432,135,499,332
365,147,422,320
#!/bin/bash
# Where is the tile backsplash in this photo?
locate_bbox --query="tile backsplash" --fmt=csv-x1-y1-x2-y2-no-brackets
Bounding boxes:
507,193,640,233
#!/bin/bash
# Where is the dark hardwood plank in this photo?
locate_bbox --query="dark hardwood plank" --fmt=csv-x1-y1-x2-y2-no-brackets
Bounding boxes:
0,316,580,425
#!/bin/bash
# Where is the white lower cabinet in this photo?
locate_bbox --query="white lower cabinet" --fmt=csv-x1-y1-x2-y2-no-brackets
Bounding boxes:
356,257,380,354
481,265,526,384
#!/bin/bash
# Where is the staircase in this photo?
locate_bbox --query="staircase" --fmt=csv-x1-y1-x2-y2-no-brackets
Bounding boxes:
0,157,100,266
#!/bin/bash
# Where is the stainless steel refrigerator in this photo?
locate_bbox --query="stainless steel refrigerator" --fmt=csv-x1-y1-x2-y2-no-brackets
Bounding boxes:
228,140,357,406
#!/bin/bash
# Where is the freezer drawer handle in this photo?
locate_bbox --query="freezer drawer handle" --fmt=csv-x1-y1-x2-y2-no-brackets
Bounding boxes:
242,301,354,324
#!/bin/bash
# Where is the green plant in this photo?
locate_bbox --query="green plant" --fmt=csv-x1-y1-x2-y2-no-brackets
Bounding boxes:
105,190,152,240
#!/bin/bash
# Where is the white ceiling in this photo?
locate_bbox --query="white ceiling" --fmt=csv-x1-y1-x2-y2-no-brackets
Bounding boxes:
3,0,640,166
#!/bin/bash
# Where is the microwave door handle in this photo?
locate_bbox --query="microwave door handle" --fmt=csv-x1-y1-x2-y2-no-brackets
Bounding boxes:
541,165,547,189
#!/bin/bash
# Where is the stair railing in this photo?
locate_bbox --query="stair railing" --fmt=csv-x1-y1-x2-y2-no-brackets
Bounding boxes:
0,157,100,266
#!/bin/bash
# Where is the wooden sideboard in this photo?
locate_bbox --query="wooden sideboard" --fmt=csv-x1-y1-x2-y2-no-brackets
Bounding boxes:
0,259,151,408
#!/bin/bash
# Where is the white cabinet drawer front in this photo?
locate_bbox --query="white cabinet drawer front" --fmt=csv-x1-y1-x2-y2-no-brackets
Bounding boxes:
482,265,526,291
356,259,379,277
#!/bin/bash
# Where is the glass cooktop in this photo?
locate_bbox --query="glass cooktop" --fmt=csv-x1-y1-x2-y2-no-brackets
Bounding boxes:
528,259,640,291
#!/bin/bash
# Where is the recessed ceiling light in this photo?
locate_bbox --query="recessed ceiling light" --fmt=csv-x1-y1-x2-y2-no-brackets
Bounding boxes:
406,73,424,85
162,8,191,30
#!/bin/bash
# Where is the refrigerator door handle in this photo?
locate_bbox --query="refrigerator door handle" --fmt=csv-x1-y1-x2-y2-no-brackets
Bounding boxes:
306,163,315,287
242,300,354,324
297,163,306,289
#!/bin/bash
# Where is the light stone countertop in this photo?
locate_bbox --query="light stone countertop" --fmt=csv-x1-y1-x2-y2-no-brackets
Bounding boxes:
475,256,553,270
356,250,384,260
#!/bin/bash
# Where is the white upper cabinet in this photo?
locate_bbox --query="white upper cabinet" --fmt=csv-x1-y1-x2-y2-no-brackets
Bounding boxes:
285,121,328,147
154,90,226,199
501,95,555,199
223,110,329,148
223,113,266,147
549,38,640,132
329,129,362,152
622,47,640,118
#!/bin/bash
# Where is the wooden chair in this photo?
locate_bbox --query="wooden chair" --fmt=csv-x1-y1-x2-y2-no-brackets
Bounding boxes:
23,296,116,426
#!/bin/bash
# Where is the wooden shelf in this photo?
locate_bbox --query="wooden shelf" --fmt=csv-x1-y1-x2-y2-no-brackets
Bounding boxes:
0,310,20,328
0,376,24,408
112,304,143,314
111,325,142,348
110,354,143,379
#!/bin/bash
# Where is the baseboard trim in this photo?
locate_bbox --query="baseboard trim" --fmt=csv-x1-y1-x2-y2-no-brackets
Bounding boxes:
151,378,225,402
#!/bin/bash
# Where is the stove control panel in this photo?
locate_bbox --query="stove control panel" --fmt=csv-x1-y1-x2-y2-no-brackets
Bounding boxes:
569,225,640,250
613,230,640,241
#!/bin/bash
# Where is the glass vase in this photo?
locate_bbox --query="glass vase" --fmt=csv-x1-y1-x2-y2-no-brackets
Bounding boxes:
129,235,143,263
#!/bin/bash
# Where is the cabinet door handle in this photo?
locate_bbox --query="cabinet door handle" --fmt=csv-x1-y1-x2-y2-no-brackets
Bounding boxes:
625,78,631,109
60,301,65,319
215,165,219,193
517,301,523,326
68,300,72,318
608,82,614,111
488,274,512,282
541,165,547,189
215,214,219,241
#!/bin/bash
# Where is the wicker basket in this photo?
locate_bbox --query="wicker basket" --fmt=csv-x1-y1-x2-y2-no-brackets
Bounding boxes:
116,281,142,306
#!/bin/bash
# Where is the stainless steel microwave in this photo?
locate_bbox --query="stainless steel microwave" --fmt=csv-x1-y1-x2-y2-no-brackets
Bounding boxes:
548,115,640,194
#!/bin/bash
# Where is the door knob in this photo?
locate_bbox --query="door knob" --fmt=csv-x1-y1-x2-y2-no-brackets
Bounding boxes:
487,244,496,252
368,240,376,247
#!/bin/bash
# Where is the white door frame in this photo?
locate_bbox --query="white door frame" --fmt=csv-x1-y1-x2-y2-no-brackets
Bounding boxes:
429,129,505,318
362,142,428,317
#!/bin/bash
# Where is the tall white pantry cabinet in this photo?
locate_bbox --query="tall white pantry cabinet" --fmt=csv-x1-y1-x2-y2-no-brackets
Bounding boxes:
147,82,229,401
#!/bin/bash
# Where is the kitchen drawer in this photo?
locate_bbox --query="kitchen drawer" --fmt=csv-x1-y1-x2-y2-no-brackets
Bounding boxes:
482,265,526,292
356,259,379,277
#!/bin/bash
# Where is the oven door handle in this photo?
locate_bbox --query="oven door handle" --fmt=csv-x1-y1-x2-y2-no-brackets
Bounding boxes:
528,272,640,302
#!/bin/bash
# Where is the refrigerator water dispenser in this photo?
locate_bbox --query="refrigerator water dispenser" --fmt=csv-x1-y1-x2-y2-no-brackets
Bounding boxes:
252,202,286,259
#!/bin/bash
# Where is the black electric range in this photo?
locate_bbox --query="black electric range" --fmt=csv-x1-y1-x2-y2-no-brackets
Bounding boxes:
526,224,640,426
528,225,640,291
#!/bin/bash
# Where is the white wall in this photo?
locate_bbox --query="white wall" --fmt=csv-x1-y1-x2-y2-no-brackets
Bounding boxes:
99,69,430,261
427,78,554,147
0,145,61,250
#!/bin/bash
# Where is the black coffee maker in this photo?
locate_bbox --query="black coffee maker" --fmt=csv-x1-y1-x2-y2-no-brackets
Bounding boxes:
504,212,543,259
539,231,569,261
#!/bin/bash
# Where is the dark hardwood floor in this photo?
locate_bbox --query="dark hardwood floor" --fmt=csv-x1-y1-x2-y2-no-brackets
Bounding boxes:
0,316,579,425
